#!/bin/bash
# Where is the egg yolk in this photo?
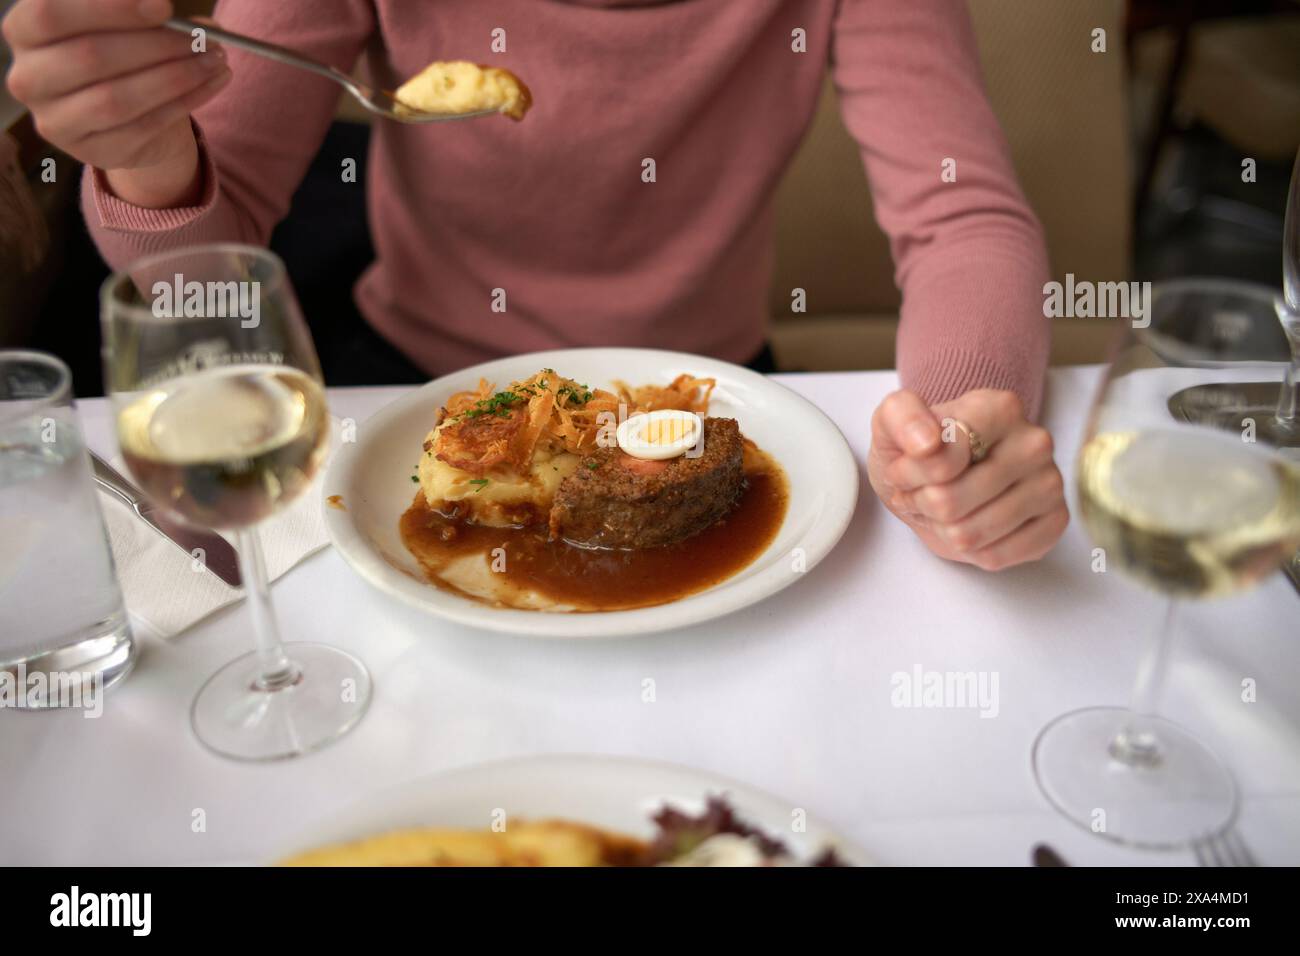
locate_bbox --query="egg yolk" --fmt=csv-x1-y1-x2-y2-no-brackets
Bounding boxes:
641,417,696,446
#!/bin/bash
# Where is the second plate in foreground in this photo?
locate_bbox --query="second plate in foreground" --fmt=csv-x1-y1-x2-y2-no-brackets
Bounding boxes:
272,754,873,866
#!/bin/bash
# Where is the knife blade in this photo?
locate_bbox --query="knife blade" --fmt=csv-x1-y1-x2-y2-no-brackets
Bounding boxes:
90,451,243,588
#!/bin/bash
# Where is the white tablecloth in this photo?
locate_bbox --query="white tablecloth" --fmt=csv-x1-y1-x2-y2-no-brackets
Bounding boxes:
3,367,1297,866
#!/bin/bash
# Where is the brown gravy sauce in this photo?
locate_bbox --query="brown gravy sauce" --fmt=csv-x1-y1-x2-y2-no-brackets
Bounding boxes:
399,460,789,612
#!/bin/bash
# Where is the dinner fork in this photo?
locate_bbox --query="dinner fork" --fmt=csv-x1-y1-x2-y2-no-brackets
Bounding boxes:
162,17,495,124
1192,830,1257,867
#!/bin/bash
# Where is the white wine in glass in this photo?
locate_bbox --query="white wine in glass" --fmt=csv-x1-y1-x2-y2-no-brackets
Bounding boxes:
1078,429,1300,598
1033,302,1300,848
116,364,328,529
102,244,371,761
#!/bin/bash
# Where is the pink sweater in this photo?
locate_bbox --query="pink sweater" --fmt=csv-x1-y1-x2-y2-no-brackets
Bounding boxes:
83,0,1051,417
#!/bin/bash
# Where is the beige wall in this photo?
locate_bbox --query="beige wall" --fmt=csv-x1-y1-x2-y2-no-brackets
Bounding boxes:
769,0,1130,370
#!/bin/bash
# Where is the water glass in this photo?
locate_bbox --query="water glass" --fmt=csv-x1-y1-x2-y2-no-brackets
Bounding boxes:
0,351,135,709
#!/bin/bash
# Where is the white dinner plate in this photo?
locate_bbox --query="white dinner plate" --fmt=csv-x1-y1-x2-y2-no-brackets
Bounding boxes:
322,347,858,637
272,754,871,865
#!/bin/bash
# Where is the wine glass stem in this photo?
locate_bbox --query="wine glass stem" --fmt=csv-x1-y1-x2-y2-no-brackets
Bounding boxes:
234,527,300,691
1276,354,1298,428
1110,599,1178,767
1276,302,1300,431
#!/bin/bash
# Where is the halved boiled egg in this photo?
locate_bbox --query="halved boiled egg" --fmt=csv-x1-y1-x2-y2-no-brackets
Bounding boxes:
616,410,703,461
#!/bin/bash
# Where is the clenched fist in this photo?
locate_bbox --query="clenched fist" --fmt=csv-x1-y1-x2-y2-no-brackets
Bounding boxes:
867,388,1069,571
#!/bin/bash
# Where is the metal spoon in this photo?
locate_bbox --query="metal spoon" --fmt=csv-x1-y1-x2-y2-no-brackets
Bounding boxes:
162,17,495,124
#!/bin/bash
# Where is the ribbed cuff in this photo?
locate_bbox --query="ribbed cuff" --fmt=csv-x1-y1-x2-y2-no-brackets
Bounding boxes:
903,345,1043,422
85,121,218,234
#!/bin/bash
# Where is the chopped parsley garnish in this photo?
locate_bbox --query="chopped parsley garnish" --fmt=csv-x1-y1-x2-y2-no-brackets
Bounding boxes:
468,478,490,493
458,389,522,420
557,383,594,404
454,373,592,421
410,475,419,483
585,460,600,470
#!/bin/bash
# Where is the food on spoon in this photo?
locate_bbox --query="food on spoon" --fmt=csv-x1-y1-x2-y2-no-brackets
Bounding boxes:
394,60,532,120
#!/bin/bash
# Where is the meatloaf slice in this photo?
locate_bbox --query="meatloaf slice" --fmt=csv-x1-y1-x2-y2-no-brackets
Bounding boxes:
548,417,746,549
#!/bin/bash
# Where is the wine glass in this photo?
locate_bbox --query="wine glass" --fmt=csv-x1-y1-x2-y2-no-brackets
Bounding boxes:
101,244,372,761
1032,306,1300,848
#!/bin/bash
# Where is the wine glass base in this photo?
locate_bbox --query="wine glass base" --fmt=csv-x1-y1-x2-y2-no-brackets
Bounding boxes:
1032,706,1237,850
191,643,372,762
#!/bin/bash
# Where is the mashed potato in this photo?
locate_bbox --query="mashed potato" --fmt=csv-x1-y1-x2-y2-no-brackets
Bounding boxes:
394,61,531,120
419,423,579,526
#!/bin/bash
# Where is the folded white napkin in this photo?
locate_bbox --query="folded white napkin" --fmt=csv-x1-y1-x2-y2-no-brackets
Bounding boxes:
97,436,335,639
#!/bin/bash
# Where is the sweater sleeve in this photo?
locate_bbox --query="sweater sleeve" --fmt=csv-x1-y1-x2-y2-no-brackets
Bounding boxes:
81,0,374,269
830,0,1052,421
